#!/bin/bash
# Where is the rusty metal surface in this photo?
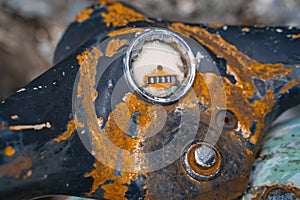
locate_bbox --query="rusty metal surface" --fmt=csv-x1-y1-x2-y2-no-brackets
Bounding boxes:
0,1,299,199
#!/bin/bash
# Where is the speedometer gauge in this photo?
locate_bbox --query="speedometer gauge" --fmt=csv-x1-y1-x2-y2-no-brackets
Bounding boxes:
124,29,197,103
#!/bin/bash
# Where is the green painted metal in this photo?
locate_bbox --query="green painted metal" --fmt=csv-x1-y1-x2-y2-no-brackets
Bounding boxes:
243,118,300,199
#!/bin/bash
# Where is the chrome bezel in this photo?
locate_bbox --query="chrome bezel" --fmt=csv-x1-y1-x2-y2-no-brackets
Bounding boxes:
124,29,196,103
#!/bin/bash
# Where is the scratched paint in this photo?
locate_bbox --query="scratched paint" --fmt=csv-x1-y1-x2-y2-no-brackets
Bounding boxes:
9,122,51,131
10,115,19,120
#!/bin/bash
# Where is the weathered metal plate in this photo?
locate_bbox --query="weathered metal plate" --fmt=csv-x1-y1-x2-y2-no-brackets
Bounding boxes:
243,118,300,199
0,1,299,199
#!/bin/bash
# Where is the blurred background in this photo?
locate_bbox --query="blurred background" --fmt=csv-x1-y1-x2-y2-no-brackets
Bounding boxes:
0,0,300,100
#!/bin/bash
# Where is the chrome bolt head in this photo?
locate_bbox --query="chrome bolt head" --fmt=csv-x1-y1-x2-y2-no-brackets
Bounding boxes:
194,145,217,168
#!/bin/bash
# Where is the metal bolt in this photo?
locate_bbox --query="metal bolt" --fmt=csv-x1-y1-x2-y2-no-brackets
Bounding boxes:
182,141,221,181
194,145,216,168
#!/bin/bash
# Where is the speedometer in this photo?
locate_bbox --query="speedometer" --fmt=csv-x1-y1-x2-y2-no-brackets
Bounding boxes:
124,29,196,103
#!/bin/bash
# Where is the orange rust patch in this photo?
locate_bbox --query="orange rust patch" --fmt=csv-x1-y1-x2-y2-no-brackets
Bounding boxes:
4,146,15,157
0,156,32,179
169,23,298,147
108,28,145,37
9,122,51,131
53,120,76,143
242,27,250,32
73,8,93,23
101,3,145,27
76,47,141,198
105,94,154,151
53,115,84,142
292,34,300,39
11,115,19,120
246,148,253,156
77,50,90,66
208,24,225,28
85,161,138,199
106,39,127,57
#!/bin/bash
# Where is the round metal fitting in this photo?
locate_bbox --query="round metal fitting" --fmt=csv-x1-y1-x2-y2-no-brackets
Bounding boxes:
216,110,237,130
182,141,221,181
194,145,217,168
124,29,196,103
263,187,297,200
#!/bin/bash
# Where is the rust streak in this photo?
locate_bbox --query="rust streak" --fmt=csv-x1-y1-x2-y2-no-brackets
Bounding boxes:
53,120,76,143
279,79,299,95
106,39,127,57
53,115,84,142
76,47,143,199
0,156,32,179
9,122,51,131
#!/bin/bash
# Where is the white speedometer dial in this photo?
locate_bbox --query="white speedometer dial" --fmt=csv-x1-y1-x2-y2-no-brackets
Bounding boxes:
124,29,196,103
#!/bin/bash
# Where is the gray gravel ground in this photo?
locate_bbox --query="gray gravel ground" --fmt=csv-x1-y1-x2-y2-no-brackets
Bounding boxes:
124,0,300,25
